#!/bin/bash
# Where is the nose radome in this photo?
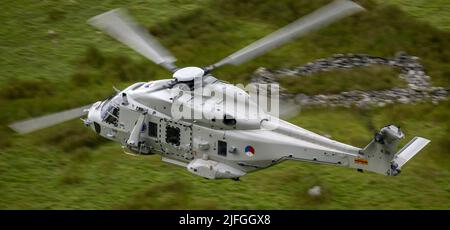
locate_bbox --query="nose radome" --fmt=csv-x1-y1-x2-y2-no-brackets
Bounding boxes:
86,101,101,120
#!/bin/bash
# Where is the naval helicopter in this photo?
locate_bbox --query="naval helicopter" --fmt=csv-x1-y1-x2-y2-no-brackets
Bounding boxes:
9,1,430,180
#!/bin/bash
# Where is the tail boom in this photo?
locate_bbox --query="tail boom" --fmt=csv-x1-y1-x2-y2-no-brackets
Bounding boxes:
357,125,430,176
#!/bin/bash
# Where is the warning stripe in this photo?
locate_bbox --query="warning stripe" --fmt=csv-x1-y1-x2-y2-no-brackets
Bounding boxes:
354,158,368,165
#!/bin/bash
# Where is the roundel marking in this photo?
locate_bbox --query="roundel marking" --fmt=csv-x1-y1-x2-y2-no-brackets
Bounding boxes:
245,145,255,157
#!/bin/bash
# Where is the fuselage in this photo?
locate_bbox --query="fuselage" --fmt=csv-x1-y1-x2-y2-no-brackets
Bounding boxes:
86,75,363,179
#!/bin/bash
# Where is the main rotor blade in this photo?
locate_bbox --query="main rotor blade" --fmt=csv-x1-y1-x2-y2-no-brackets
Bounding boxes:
279,99,301,119
209,0,364,69
88,9,177,72
9,105,92,134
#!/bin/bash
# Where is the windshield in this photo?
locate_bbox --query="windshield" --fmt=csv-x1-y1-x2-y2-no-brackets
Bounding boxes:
100,93,121,126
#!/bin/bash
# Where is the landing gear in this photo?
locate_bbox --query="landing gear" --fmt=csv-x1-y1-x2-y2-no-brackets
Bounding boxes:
232,177,240,182
390,162,401,176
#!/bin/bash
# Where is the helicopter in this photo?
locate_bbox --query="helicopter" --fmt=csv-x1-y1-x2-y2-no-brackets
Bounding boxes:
9,0,430,180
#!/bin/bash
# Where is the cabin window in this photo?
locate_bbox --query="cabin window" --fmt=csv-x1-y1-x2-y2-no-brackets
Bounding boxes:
166,126,180,146
94,122,101,134
148,122,158,137
223,114,236,126
218,140,227,157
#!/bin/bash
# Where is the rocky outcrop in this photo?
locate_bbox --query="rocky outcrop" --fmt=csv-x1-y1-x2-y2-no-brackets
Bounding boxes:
251,52,449,108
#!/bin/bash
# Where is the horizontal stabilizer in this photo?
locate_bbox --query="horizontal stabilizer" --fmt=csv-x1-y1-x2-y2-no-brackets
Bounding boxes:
393,137,430,169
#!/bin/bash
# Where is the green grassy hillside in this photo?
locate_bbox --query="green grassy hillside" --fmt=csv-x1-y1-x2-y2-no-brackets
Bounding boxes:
375,0,450,31
0,0,449,209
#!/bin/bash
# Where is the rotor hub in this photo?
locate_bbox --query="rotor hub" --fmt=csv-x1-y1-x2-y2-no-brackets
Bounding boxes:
173,67,204,82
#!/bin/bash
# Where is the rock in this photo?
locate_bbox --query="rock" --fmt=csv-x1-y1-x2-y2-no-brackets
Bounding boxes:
47,29,57,38
250,52,449,108
377,102,386,107
252,67,274,79
308,185,322,197
295,94,312,105
398,96,411,104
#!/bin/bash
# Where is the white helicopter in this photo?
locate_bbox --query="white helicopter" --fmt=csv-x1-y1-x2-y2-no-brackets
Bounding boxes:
9,1,429,180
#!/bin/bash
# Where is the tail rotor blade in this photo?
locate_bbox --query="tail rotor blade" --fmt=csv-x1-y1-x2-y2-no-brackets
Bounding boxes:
9,105,92,134
88,9,177,72
208,0,364,70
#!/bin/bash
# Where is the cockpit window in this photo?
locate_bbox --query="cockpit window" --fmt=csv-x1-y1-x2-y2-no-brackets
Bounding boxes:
104,106,119,126
101,93,121,126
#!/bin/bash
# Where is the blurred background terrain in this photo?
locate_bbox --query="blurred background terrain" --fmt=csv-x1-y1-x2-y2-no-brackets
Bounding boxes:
0,0,449,209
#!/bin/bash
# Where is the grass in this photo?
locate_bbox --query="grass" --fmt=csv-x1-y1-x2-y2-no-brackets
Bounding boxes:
374,0,450,31
0,0,449,209
0,101,448,209
0,0,206,83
